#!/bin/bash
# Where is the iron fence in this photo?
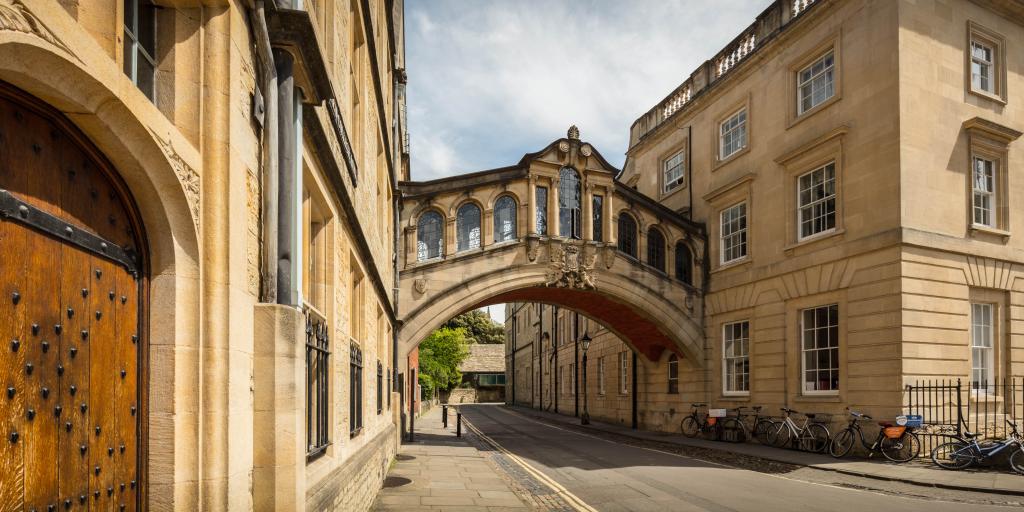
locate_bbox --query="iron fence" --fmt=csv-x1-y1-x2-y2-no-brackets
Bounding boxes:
904,378,1023,457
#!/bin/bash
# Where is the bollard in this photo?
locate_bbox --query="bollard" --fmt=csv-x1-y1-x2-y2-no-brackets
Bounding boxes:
442,405,448,428
456,412,462,437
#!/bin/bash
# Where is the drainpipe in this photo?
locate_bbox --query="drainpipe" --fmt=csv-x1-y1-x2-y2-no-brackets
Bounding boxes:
250,1,278,302
538,303,543,411
574,312,579,417
631,352,638,430
553,306,558,414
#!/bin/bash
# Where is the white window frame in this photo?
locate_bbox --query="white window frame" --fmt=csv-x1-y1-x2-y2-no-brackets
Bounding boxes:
124,0,157,101
663,150,685,193
619,352,629,395
971,303,995,392
970,39,995,94
797,162,837,240
972,156,996,228
597,357,606,395
719,108,747,160
722,321,750,396
720,202,748,265
797,50,835,115
800,304,840,395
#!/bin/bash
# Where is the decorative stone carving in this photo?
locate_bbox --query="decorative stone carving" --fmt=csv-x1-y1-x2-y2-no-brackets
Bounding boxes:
567,125,580,140
546,242,596,290
580,144,592,157
150,130,200,231
245,167,261,296
602,245,616,269
413,277,427,295
558,140,570,153
0,0,75,57
526,238,540,262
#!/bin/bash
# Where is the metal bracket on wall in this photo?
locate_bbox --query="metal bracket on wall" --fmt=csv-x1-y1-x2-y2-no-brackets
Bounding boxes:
0,189,140,277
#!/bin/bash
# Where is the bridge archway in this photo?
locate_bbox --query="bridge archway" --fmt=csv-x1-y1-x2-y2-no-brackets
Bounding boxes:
398,128,707,365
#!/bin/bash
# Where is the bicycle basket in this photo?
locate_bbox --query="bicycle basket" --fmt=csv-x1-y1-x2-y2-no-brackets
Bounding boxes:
883,426,906,439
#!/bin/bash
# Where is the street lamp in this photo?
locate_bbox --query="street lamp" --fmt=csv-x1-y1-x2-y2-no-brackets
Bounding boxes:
580,331,592,425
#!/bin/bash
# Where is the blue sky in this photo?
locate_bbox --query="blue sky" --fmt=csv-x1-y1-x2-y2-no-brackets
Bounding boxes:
405,0,771,182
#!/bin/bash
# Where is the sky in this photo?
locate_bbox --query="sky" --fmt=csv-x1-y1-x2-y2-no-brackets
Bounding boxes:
406,0,772,327
405,0,771,182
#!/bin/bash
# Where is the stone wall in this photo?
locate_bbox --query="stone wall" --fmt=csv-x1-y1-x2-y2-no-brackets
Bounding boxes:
306,424,398,512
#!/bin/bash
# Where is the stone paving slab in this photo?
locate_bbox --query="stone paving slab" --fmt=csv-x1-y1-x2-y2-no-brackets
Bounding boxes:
507,405,1024,496
371,407,536,511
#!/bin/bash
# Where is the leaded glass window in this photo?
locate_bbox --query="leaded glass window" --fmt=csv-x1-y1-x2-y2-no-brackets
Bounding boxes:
536,186,548,235
618,214,637,258
592,195,604,242
675,242,693,285
456,203,481,252
646,227,665,272
416,211,443,261
559,167,581,239
494,196,517,242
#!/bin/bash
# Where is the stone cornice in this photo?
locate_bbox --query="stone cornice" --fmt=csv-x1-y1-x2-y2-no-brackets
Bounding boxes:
962,117,1023,145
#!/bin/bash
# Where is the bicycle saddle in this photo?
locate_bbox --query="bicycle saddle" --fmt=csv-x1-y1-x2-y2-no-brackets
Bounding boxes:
849,411,872,420
805,413,817,419
780,407,797,413
963,431,982,438
752,406,763,411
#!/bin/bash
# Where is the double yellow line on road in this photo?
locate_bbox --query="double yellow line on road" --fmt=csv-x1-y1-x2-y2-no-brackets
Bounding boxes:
461,413,599,512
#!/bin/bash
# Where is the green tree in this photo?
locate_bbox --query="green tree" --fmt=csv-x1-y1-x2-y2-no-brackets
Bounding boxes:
418,327,470,398
443,309,505,344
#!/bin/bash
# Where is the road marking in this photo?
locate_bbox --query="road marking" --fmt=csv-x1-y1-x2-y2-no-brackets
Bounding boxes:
460,412,599,512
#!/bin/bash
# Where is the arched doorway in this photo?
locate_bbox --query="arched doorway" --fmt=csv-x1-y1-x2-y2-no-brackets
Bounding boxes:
0,82,147,511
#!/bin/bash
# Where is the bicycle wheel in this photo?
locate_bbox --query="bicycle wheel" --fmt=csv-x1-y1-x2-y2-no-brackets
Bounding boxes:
1009,446,1024,475
719,417,746,443
767,422,791,448
829,428,856,458
880,431,921,463
754,419,775,444
680,416,700,438
930,441,974,470
801,423,831,453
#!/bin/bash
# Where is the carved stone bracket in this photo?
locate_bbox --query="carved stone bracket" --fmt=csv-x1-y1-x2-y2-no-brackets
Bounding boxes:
545,240,596,290
526,238,540,262
413,276,427,295
150,129,200,231
0,0,77,58
602,245,616,269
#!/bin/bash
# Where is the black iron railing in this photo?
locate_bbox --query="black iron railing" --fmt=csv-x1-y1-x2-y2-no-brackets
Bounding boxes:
305,306,331,460
905,378,1023,457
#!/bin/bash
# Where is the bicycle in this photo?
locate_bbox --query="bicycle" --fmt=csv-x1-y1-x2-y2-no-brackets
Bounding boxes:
828,409,921,462
931,420,1024,474
680,403,720,440
767,408,830,453
718,406,775,444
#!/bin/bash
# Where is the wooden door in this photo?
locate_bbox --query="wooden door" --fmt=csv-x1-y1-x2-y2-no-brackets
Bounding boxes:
0,83,145,511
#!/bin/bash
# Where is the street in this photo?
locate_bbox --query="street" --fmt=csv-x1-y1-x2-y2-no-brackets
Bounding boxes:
459,404,1022,512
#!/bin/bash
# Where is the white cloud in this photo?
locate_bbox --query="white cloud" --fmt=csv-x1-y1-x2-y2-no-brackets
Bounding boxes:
406,0,770,180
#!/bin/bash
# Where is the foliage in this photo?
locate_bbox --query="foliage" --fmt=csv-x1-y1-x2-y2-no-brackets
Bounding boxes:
418,327,470,397
443,309,505,344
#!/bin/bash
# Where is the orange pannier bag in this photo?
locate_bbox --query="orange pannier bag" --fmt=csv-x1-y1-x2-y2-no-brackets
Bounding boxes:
707,418,717,426
883,426,906,439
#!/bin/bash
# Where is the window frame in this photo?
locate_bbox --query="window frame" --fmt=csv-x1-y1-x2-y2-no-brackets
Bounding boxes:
800,304,840,396
787,35,842,127
646,226,666,273
719,108,748,161
493,195,518,243
662,149,686,194
674,241,693,285
970,302,995,392
304,307,331,460
535,186,549,236
416,210,444,262
349,344,364,437
592,194,604,242
722,321,750,396
719,202,748,265
667,354,679,394
123,0,157,101
456,202,482,252
619,351,629,395
797,161,837,241
966,21,1007,103
971,156,996,229
796,50,835,116
617,212,639,259
558,167,582,239
597,356,606,395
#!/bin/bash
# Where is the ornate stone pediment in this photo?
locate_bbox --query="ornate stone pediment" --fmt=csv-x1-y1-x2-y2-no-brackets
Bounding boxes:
546,241,596,290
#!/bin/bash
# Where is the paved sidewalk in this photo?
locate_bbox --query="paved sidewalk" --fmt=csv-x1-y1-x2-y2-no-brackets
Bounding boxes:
372,406,531,511
507,405,1024,496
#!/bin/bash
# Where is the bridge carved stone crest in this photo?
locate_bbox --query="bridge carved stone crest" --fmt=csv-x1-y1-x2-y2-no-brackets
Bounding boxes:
546,241,596,290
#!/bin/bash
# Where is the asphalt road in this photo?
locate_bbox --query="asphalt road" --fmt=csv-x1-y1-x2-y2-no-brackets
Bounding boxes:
459,404,1021,512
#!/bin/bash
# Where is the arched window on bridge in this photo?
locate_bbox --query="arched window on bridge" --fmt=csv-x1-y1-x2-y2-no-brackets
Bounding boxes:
416,211,443,261
617,213,638,258
494,195,517,243
647,227,666,272
675,241,693,285
457,203,482,252
559,167,582,239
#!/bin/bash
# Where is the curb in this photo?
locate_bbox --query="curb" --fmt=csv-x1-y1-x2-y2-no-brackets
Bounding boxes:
505,406,1024,498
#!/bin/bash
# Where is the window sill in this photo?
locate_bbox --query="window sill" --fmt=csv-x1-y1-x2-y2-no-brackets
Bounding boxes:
969,224,1010,242
794,394,841,403
784,228,845,254
712,257,750,274
718,394,750,402
788,94,841,130
712,145,750,171
968,88,1007,106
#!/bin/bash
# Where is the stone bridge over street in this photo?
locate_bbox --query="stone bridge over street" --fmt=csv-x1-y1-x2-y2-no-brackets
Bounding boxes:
396,128,708,363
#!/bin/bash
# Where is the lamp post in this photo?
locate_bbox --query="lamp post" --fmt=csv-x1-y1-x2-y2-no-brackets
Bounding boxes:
580,332,592,425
